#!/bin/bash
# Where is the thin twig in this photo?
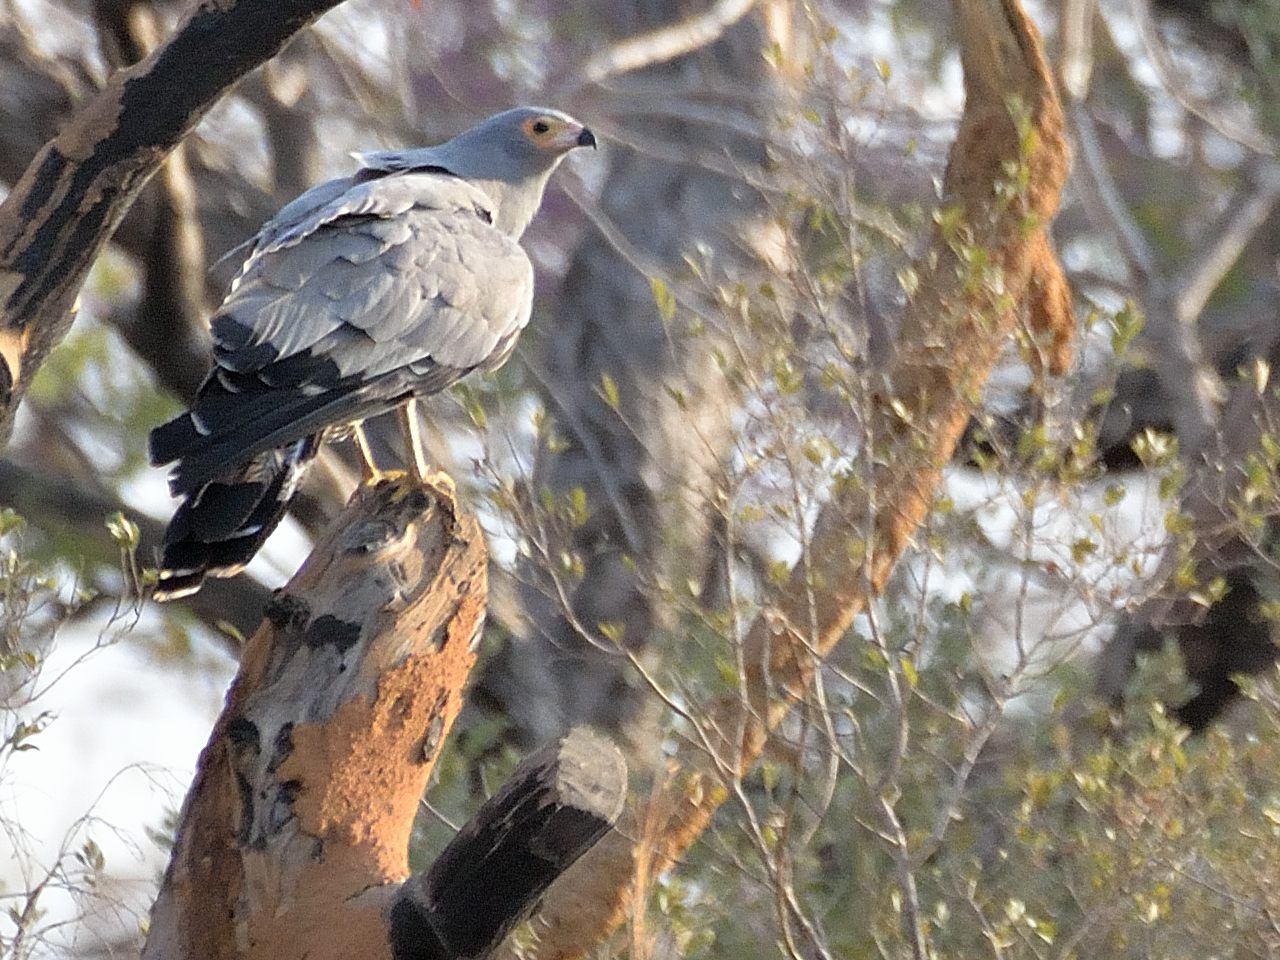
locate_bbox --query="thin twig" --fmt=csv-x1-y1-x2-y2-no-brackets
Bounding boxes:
1066,99,1157,282
1128,0,1276,158
1175,162,1280,325
1057,0,1097,99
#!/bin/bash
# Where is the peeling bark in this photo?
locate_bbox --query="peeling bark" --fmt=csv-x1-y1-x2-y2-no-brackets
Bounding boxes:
143,479,487,960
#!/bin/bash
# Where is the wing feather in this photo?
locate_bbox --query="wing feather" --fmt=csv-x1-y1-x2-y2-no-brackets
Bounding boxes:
156,169,534,486
211,171,531,380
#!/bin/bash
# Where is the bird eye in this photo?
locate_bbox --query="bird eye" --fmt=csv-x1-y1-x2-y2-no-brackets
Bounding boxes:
532,119,551,135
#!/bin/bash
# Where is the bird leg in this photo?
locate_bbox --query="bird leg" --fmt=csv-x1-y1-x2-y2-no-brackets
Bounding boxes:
353,422,383,485
399,397,430,483
398,397,457,503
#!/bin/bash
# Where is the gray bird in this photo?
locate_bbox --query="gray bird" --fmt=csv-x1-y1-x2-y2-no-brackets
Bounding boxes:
149,107,595,600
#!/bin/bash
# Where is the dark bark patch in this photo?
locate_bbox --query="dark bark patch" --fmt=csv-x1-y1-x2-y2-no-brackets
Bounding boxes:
233,770,256,845
267,722,294,773
264,591,310,629
269,779,302,834
226,715,260,750
387,897,447,960
304,614,362,652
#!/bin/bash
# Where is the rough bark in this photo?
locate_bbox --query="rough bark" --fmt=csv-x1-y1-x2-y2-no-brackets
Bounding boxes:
390,727,625,960
0,0,347,448
492,1,789,754
495,0,1072,955
143,479,488,960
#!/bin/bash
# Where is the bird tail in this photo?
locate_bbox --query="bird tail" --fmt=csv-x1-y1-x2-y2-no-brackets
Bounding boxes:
151,381,381,497
152,436,320,602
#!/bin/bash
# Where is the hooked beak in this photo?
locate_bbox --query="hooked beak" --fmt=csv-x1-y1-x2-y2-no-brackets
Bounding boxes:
551,121,597,152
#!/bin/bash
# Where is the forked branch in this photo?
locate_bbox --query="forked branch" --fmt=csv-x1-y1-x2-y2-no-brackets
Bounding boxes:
497,0,1073,956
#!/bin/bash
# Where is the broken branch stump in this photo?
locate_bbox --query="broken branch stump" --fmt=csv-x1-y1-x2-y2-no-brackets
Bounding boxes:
390,727,626,960
144,479,487,960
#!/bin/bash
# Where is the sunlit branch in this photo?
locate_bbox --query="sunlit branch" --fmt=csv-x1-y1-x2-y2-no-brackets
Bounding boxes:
578,0,760,86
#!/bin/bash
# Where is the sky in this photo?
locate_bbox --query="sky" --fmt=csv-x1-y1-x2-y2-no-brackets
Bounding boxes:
1,616,234,956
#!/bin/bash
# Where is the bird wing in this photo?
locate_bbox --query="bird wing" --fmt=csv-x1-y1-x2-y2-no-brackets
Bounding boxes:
153,171,535,492
213,172,533,375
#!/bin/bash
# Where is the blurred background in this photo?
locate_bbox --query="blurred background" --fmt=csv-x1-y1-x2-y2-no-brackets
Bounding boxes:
4,0,1280,956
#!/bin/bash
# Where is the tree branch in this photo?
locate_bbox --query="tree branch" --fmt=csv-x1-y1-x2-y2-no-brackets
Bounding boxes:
391,728,626,960
1174,161,1280,326
143,479,489,960
1129,0,1276,158
92,0,214,405
0,0,348,448
0,458,270,639
577,0,760,86
498,0,1073,955
1065,98,1222,447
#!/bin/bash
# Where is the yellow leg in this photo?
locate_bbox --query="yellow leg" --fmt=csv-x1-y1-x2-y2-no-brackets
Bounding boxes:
353,421,382,484
398,397,430,483
397,398,456,501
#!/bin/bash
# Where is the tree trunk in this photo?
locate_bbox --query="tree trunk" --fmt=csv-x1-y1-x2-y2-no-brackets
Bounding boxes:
143,480,626,960
143,480,487,960
491,0,791,755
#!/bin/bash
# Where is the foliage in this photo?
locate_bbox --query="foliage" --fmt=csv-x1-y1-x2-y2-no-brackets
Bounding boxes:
4,0,1280,958
0,512,152,960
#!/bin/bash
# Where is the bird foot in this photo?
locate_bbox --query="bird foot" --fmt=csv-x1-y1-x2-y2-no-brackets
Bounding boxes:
380,468,460,535
376,468,458,523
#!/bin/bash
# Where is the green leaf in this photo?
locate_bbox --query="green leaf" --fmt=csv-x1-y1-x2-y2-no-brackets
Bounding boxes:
900,656,919,688
600,372,621,410
1071,537,1098,564
105,511,140,550
1111,302,1145,355
0,508,25,536
650,276,677,322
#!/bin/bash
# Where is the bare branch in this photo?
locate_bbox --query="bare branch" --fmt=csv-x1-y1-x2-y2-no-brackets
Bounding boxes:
1065,98,1223,446
1058,0,1097,99
392,728,626,960
1175,162,1280,326
1129,0,1276,158
0,457,270,639
1066,99,1158,281
578,0,759,85
91,0,213,404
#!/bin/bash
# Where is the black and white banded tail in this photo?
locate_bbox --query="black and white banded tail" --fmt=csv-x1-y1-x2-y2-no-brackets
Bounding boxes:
150,433,319,601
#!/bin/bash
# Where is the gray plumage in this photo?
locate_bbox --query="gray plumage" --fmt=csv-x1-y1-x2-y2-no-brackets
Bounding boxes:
150,107,595,600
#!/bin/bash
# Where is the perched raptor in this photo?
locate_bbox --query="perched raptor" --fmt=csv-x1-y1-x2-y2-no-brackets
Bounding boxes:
150,107,595,600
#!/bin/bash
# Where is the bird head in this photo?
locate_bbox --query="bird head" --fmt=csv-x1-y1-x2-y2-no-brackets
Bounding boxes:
362,107,595,238
427,106,596,180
